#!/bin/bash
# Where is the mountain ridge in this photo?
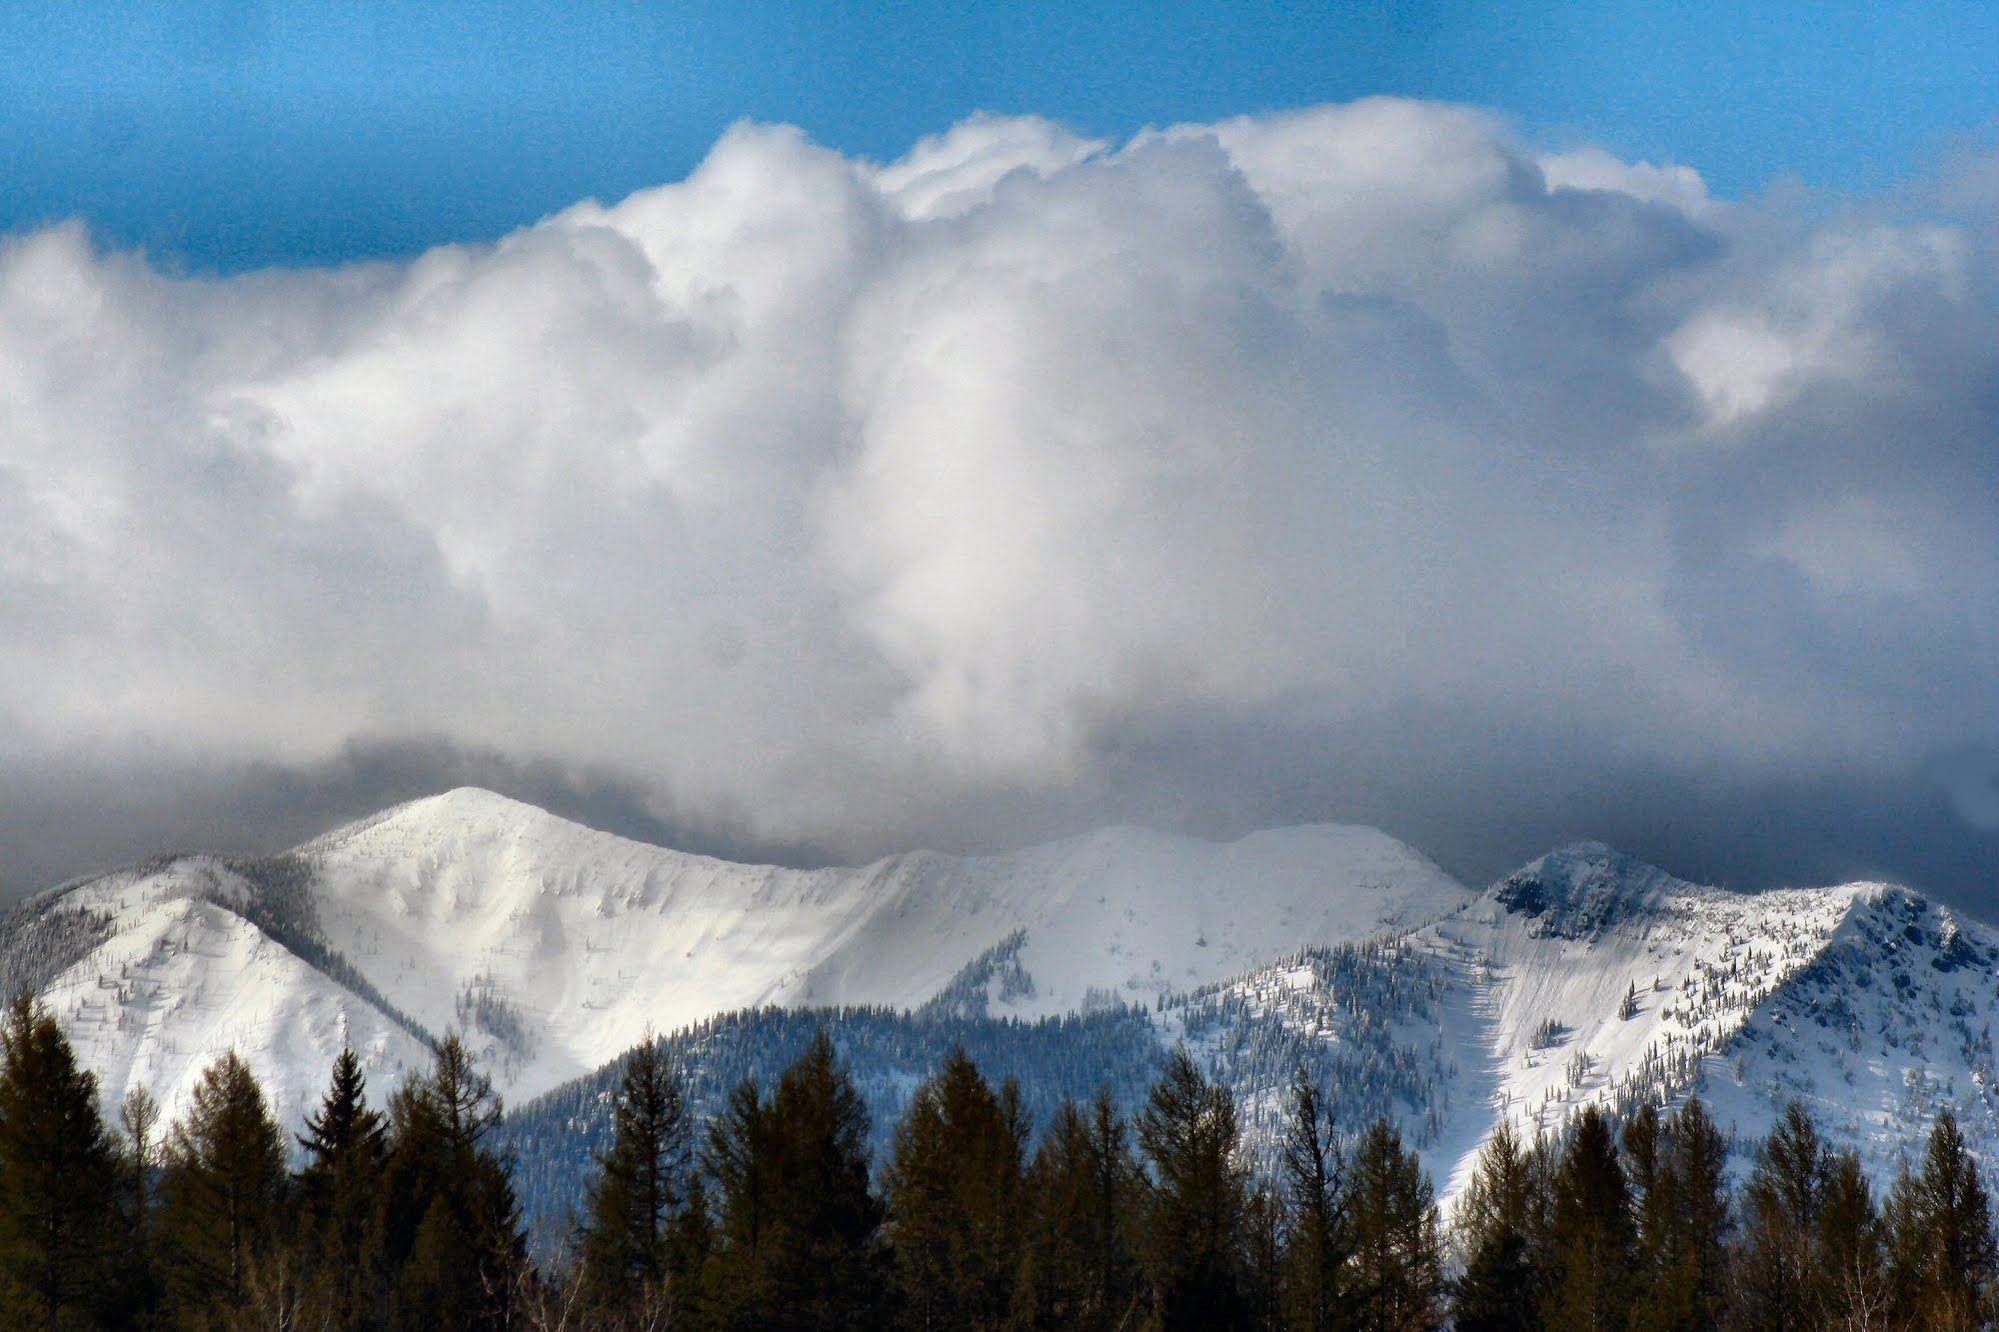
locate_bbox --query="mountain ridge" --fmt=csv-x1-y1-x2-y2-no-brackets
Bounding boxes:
2,787,1471,1118
9,787,1998,1250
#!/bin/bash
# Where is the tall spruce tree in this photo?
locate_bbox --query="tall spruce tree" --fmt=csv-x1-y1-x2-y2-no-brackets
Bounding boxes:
1816,1149,1886,1330
1280,1073,1351,1331
576,1037,692,1319
1452,1121,1538,1332
1136,1048,1250,1330
1885,1109,1998,1330
118,1084,163,1325
1345,1117,1443,1332
379,1034,527,1332
0,992,124,1328
294,1045,388,1326
703,1032,886,1330
157,1049,289,1325
1732,1100,1831,1331
1014,1092,1140,1330
1241,1180,1286,1329
1649,1098,1731,1331
881,1047,1026,1330
1540,1105,1635,1332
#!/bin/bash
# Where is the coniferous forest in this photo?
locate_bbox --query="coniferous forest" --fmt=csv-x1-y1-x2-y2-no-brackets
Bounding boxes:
2,992,1998,1329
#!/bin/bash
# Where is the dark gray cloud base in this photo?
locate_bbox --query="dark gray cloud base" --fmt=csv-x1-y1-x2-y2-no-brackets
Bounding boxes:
1,103,1995,906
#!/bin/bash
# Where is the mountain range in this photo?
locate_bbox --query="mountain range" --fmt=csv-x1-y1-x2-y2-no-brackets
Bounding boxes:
6,787,1995,1240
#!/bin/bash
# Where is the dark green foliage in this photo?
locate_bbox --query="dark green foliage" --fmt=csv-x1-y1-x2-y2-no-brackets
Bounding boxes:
1452,1121,1537,1332
294,1046,389,1326
1014,1092,1141,1330
881,1046,1026,1329
1345,1118,1442,1332
702,1031,887,1329
5,1008,1999,1332
156,1049,290,1326
0,993,124,1328
1731,1100,1830,1330
1815,1149,1885,1329
1136,1047,1250,1329
1540,1104,1634,1331
1884,1108,1998,1330
1638,1098,1730,1330
378,1034,527,1332
575,1037,692,1320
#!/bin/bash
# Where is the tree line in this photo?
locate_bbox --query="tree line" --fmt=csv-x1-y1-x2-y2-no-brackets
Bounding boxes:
1,990,1996,1330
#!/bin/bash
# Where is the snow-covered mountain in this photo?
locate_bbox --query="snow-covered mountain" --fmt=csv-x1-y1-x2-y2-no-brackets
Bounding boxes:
508,841,1999,1238
1163,842,1999,1197
10,788,1999,1235
0,787,1467,1120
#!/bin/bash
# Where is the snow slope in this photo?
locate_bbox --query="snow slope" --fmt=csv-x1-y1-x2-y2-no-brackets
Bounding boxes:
19,858,429,1124
293,789,1471,1095
503,844,1999,1242
1160,842,1999,1201
3,788,1470,1115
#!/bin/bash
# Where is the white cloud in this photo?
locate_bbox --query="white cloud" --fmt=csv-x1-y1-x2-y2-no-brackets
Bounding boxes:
1,101,1994,861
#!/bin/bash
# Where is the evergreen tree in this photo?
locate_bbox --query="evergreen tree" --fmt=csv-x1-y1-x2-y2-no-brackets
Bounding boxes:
1280,1073,1351,1331
119,1085,163,1325
1241,1180,1286,1330
1816,1149,1886,1331
1452,1121,1537,1332
1885,1109,1997,1330
0,992,124,1328
703,1033,886,1330
1345,1118,1442,1332
157,1049,289,1325
379,1035,527,1332
576,1038,692,1319
1014,1092,1140,1331
701,1074,774,1319
1136,1048,1250,1329
294,1045,388,1327
881,1047,1026,1330
1540,1105,1634,1332
1647,1098,1730,1331
1732,1101,1831,1332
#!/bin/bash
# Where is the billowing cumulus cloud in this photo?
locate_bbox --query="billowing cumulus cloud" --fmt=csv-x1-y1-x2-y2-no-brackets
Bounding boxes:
2,99,1996,900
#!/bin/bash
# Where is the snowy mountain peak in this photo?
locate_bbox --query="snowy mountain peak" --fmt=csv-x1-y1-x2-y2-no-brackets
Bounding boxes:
10,793,1471,1123
1488,841,1708,940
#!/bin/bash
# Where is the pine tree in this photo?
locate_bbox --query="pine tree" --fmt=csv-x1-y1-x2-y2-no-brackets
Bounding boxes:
1280,1072,1351,1331
1136,1048,1250,1329
1815,1149,1885,1330
1452,1121,1537,1332
1540,1105,1634,1332
1732,1100,1830,1331
1241,1180,1286,1330
0,992,124,1328
703,1033,886,1329
157,1049,289,1324
1885,1109,1997,1330
1345,1117,1442,1332
576,1037,692,1319
1652,1098,1730,1331
378,1034,527,1332
1014,1092,1140,1330
881,1047,1026,1330
118,1085,163,1325
294,1045,388,1326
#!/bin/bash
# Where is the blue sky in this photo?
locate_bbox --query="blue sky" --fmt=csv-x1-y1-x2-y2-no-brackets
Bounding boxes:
4,1,1995,271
